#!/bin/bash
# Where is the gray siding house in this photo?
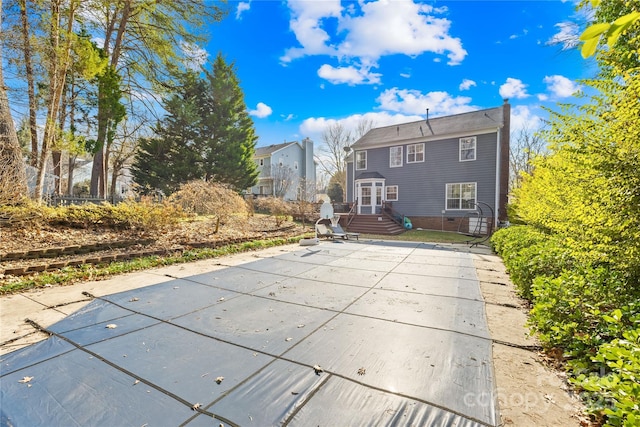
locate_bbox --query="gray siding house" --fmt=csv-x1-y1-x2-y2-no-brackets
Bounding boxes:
346,101,510,232
251,138,317,201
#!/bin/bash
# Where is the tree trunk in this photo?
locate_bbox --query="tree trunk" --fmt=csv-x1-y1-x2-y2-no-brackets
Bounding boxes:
35,0,78,200
67,155,76,195
0,0,28,202
18,0,39,167
52,75,68,195
90,0,131,198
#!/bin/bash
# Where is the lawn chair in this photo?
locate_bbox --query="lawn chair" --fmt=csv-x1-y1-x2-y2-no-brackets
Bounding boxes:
331,224,360,240
316,223,346,240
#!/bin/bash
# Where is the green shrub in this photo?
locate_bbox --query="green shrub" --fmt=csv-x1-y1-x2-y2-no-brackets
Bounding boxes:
508,237,574,300
490,225,568,299
574,325,640,427
530,268,639,363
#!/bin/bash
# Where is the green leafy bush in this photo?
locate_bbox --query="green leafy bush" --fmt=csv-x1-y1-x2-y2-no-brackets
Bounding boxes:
529,268,635,359
574,325,640,427
490,226,570,299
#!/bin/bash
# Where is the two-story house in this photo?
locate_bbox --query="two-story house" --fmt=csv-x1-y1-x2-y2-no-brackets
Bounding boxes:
346,100,510,233
251,138,317,201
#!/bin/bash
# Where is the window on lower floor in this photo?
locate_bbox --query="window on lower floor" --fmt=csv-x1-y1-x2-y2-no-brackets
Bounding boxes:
446,182,476,210
361,187,371,205
386,185,398,201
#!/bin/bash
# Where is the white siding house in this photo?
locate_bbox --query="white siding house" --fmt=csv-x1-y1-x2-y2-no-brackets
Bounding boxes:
251,138,317,201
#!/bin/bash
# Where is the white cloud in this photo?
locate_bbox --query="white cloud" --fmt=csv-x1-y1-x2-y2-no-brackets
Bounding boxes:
300,111,423,141
281,0,342,63
546,22,580,50
510,105,543,135
459,78,476,91
282,113,295,121
337,0,467,65
499,78,529,99
249,102,273,118
400,72,411,78
282,0,467,69
543,75,581,98
236,2,251,20
376,87,475,116
317,64,381,85
180,42,208,70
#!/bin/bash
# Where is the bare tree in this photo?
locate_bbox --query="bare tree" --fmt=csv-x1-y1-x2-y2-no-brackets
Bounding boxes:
315,122,351,182
293,178,317,226
0,0,28,204
509,124,547,191
315,118,375,195
108,119,143,199
271,164,296,199
354,117,375,140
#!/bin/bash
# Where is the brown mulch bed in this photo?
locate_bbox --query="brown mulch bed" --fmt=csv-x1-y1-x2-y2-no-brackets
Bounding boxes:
0,216,311,277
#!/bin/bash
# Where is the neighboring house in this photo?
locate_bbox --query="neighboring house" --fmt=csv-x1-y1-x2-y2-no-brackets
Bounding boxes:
346,100,510,232
25,165,56,196
251,138,317,201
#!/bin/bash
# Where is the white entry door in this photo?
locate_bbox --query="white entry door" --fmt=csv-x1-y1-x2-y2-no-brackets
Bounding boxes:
356,180,384,214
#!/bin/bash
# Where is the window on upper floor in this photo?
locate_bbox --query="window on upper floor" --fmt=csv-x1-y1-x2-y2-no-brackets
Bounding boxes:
356,151,367,170
446,182,476,210
390,146,403,168
386,185,398,201
407,143,424,163
259,158,264,167
459,137,476,161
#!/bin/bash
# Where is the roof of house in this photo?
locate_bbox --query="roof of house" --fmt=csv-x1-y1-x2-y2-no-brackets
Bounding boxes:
356,172,385,180
351,104,507,150
255,141,298,157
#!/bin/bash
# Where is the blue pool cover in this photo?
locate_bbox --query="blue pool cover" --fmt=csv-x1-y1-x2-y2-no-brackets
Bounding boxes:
1,241,498,426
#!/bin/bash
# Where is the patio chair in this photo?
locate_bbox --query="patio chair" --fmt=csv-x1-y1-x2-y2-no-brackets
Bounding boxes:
316,223,346,240
331,224,360,240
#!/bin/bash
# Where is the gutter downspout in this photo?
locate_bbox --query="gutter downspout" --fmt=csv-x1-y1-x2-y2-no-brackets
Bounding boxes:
494,127,501,230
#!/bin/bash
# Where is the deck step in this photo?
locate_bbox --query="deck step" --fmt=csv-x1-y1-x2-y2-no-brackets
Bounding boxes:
345,215,405,235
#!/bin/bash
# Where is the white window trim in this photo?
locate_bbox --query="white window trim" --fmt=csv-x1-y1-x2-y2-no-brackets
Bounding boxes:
386,185,398,201
355,150,367,170
445,182,477,210
459,136,477,162
407,143,425,164
389,146,403,168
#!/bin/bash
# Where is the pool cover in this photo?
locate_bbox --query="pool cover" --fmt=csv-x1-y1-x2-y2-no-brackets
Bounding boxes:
1,241,499,426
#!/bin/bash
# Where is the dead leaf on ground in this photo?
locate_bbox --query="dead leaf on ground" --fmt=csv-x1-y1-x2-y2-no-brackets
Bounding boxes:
191,403,201,411
313,365,323,375
105,324,117,329
357,367,366,376
215,376,224,384
18,376,33,383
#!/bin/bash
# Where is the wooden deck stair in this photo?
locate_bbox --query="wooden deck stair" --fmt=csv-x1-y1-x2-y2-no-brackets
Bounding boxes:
345,214,405,235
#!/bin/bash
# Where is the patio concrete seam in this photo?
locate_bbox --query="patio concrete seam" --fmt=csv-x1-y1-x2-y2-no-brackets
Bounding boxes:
22,317,242,427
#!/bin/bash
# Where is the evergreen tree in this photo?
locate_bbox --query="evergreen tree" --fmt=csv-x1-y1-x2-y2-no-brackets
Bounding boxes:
132,57,259,194
131,71,203,195
201,53,258,190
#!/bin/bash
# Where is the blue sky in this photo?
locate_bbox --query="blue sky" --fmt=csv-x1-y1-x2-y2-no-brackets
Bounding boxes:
201,0,594,148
